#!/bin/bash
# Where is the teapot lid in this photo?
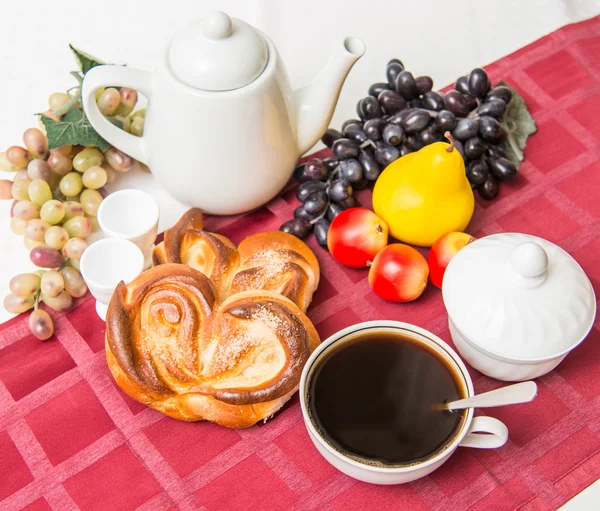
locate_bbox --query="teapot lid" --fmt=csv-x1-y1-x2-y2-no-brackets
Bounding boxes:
168,11,268,91
442,233,596,360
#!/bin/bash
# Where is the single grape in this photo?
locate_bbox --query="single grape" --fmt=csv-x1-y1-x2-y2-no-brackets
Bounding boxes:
485,145,508,160
104,147,134,172
0,151,19,172
23,128,48,159
97,87,121,116
407,135,424,151
386,60,404,88
9,273,41,296
435,110,457,132
332,138,360,159
479,116,505,142
25,219,51,242
359,148,382,180
454,139,466,159
131,108,146,120
477,98,506,118
399,143,413,156
420,127,443,145
56,145,73,156
40,200,65,225
103,163,116,183
24,237,45,250
487,156,517,181
338,196,357,209
402,109,431,134
422,91,445,111
81,165,108,189
6,146,31,169
328,179,352,202
377,90,407,115
464,137,486,159
80,189,103,216
11,178,31,201
486,85,512,104
10,217,27,234
62,201,84,220
59,172,83,197
342,122,368,143
130,117,145,136
27,159,52,184
28,179,52,207
47,150,73,176
62,237,88,260
452,118,480,141
303,159,329,181
48,92,71,111
369,82,391,97
296,181,327,203
45,226,70,250
68,258,81,271
293,164,309,183
40,269,65,299
388,108,415,127
14,200,40,220
321,129,342,148
113,114,131,133
0,179,12,200
87,215,100,233
29,309,54,341
61,267,87,298
464,94,478,111
73,147,104,173
478,174,499,200
364,118,386,141
468,68,491,98
280,219,311,239
394,71,418,100
338,159,364,183
30,246,64,268
466,160,489,186
304,191,328,216
3,293,35,314
415,76,434,94
14,169,29,181
294,205,317,221
41,290,73,313
455,76,470,95
63,215,91,238
314,218,331,248
115,87,138,116
356,96,382,121
374,141,400,166
327,202,344,221
443,90,471,117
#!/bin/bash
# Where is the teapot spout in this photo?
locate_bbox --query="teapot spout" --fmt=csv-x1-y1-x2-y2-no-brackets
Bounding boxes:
294,36,365,155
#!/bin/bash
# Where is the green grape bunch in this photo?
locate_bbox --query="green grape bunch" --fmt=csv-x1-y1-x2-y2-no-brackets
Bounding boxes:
0,45,150,339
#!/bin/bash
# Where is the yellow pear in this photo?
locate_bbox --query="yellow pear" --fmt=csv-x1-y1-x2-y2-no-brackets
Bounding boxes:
372,134,474,247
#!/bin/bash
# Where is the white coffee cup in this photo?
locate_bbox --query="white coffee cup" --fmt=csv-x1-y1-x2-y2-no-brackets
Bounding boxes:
299,321,508,485
97,189,159,269
80,238,145,321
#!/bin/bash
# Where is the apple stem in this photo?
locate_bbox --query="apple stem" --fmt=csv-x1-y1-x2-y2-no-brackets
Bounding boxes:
366,260,373,267
444,132,455,153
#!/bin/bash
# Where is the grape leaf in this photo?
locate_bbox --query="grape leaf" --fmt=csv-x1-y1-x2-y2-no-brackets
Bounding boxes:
69,45,105,74
40,108,113,152
498,81,537,168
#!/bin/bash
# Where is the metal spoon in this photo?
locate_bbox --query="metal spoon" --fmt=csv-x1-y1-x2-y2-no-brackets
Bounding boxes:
440,381,538,411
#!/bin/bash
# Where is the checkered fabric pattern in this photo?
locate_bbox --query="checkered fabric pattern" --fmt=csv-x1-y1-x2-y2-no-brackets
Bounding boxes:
2,16,600,511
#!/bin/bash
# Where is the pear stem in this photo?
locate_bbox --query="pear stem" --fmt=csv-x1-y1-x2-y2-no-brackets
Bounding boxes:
444,131,455,152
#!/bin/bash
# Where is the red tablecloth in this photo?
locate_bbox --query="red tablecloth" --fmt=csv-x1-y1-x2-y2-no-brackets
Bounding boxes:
2,15,600,511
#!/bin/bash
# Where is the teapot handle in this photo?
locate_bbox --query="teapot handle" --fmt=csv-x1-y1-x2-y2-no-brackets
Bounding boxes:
81,65,153,164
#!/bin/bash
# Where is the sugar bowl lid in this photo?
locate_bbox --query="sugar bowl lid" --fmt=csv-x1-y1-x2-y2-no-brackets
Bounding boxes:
442,233,596,360
168,11,268,91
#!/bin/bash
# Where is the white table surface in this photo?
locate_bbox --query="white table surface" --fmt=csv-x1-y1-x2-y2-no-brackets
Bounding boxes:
1,1,599,508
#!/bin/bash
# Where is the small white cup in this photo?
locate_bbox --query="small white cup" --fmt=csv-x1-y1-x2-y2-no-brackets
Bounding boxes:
80,238,145,321
97,189,159,269
300,321,509,485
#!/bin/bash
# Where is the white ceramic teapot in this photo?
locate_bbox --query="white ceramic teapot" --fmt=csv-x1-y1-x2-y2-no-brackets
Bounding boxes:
81,11,365,215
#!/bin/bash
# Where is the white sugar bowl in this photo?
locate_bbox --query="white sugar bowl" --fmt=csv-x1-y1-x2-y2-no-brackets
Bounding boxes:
442,233,596,381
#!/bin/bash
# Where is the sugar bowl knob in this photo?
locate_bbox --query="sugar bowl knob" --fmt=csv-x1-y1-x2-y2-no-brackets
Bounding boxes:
201,11,233,39
510,242,548,279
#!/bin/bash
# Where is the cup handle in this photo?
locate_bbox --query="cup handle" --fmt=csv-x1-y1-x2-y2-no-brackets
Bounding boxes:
459,416,508,449
81,65,153,164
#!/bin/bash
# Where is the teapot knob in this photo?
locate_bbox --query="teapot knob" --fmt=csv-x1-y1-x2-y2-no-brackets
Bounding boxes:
201,11,233,40
510,242,548,278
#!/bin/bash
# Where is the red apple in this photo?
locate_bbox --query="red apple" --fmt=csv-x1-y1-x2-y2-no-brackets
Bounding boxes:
428,232,476,288
328,208,388,268
368,244,429,302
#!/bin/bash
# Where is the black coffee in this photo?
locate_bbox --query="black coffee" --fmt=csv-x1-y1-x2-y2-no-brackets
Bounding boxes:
308,331,466,466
